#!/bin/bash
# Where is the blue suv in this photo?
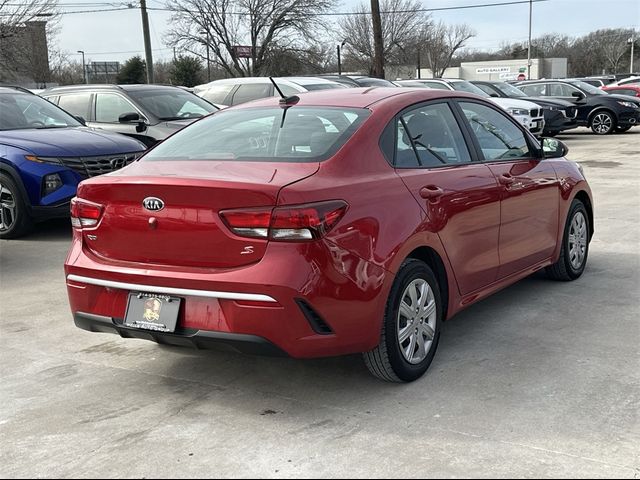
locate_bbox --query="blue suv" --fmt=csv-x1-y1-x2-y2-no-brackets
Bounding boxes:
0,87,146,238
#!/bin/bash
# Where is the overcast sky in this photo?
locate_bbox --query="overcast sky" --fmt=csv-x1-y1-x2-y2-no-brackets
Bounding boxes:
55,0,640,64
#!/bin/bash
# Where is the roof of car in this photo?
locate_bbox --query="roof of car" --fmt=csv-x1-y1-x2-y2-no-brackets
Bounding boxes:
227,86,480,110
0,85,33,94
42,84,187,93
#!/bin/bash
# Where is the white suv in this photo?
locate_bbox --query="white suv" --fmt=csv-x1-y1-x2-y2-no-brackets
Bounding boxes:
194,77,348,107
397,79,546,136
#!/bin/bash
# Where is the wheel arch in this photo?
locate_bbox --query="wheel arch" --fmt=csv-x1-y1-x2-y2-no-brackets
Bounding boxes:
405,246,450,321
0,161,32,209
573,190,594,240
587,107,617,126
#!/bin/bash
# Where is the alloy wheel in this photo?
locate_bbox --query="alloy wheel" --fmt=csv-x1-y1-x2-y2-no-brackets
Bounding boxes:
0,180,17,233
397,279,437,365
568,211,588,270
592,113,613,134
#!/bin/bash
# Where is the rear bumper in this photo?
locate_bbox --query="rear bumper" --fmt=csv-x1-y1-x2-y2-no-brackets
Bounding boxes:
74,312,287,356
65,238,392,358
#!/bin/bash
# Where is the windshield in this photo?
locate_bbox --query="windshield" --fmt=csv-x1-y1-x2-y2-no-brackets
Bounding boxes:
144,106,370,163
450,81,490,97
0,93,81,130
127,88,218,120
569,81,607,96
494,82,527,97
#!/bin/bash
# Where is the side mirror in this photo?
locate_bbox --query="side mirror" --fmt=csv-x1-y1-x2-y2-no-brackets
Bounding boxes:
490,93,500,98
542,138,569,159
119,112,141,123
571,91,585,100
74,115,87,126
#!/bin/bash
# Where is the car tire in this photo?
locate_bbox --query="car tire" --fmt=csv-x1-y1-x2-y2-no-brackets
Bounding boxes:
589,111,616,135
0,173,33,239
546,199,590,281
363,259,442,383
615,126,632,133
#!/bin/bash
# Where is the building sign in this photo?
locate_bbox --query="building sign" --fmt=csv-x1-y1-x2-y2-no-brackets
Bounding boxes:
476,67,511,74
233,46,253,58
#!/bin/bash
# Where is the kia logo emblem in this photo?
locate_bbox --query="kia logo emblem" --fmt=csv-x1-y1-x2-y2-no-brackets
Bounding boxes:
143,197,164,212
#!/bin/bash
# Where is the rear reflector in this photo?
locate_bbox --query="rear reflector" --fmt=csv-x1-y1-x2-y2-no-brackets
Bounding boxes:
220,200,348,242
70,197,103,228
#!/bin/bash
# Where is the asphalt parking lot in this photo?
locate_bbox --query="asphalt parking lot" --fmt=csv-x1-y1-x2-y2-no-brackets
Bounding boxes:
1,128,639,478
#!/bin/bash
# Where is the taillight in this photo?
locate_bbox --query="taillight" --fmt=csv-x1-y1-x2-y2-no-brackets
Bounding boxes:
70,197,103,228
220,201,348,242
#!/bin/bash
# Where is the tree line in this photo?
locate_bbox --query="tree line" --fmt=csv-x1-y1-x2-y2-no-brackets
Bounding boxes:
2,0,638,86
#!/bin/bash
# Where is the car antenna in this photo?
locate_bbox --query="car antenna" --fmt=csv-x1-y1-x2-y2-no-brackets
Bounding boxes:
269,76,299,106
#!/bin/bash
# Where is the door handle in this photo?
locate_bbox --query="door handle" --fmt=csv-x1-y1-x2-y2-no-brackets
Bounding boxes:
498,173,515,185
420,185,444,200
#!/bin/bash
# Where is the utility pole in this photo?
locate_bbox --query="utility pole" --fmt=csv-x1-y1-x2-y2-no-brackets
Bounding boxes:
337,44,342,76
77,50,87,84
417,48,421,79
630,34,635,74
200,30,211,82
527,0,533,80
370,0,385,79
140,0,154,83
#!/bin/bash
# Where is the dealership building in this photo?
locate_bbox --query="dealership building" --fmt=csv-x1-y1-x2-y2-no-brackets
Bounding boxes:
417,58,568,81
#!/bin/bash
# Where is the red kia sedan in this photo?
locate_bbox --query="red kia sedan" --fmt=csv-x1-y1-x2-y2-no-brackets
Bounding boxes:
65,88,593,382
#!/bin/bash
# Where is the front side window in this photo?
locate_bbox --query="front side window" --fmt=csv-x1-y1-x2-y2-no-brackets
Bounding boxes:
95,93,139,123
459,101,530,160
395,102,472,168
519,84,546,97
144,106,370,163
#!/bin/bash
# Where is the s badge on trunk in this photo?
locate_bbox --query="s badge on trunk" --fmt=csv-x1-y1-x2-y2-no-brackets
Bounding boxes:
143,197,164,212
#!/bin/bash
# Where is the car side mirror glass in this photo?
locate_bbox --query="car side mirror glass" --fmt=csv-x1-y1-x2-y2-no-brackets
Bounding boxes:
74,115,86,125
119,112,141,123
490,93,500,97
542,138,568,159
571,91,585,100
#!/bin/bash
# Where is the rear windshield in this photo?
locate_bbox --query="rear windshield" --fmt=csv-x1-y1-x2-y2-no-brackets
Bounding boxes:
144,106,370,163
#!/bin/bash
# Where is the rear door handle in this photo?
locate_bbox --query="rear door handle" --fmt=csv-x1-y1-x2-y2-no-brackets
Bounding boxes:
420,185,444,200
498,173,515,185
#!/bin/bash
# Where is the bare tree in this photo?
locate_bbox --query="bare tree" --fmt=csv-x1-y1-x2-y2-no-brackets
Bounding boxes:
339,0,431,75
165,0,334,78
422,21,475,78
0,0,58,83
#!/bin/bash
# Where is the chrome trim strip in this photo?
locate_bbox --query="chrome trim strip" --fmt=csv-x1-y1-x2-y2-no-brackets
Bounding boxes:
66,274,277,303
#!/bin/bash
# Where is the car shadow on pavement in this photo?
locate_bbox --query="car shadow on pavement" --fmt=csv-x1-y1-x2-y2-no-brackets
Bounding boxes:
150,249,631,413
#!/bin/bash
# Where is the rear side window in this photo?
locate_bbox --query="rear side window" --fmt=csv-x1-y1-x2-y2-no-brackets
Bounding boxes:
396,103,472,168
231,84,272,105
57,93,92,119
459,102,530,160
519,84,545,96
144,107,370,163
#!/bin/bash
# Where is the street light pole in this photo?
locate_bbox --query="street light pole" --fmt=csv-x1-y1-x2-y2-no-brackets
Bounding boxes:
527,0,533,80
77,50,87,84
337,40,346,76
200,30,211,82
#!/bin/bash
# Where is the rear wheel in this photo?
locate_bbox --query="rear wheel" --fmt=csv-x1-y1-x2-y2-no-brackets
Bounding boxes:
0,174,33,239
589,111,616,135
546,199,590,281
364,259,442,383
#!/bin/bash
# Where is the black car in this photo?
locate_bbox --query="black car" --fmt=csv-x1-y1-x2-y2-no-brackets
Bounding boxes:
318,75,398,88
471,80,578,136
515,79,640,134
41,84,218,147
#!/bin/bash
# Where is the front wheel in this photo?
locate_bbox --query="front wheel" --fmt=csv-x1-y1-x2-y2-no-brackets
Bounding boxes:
546,199,590,281
364,259,442,383
590,111,616,135
0,173,33,239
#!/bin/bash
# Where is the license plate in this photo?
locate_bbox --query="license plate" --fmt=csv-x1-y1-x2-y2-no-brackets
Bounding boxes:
124,293,181,333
